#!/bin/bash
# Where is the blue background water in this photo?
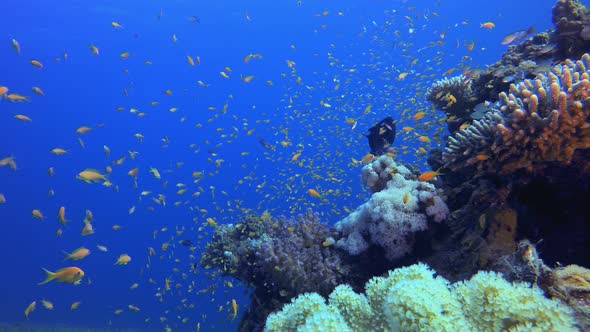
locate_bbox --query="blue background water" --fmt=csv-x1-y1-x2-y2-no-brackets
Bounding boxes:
0,0,556,330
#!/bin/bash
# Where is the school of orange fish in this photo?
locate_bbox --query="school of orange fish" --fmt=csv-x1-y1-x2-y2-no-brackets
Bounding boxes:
1,2,511,331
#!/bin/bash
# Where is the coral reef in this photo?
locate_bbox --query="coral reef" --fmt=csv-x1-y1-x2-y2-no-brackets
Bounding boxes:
443,53,590,175
426,0,590,133
548,264,590,328
553,0,590,60
425,75,478,132
264,263,578,332
200,209,347,331
490,240,590,329
335,156,449,260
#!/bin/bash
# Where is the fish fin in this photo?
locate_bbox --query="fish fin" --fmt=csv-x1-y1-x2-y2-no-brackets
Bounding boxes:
37,268,55,285
62,251,71,262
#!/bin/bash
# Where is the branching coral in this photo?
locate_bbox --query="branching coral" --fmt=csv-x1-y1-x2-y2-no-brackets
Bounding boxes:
443,53,590,174
335,156,449,260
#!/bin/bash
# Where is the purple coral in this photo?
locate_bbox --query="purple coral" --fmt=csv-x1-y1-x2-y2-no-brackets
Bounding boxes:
255,209,345,296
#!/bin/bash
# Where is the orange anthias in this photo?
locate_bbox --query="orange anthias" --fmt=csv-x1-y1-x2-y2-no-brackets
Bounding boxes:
38,267,84,285
418,169,442,182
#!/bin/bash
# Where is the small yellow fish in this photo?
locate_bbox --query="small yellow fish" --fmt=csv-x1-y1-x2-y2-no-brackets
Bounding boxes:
30,60,43,68
307,188,321,198
115,254,131,265
77,169,107,183
32,209,45,220
63,247,90,261
14,114,32,122
40,300,54,310
58,206,69,225
75,126,92,134
24,301,36,318
32,87,45,96
231,299,238,320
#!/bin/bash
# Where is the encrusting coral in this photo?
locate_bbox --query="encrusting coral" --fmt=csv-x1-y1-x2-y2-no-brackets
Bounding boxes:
443,53,590,175
335,155,449,260
264,263,578,332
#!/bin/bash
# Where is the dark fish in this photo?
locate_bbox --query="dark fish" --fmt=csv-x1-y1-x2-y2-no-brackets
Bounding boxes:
259,139,275,151
179,239,193,247
189,16,200,23
366,116,396,155
501,26,534,45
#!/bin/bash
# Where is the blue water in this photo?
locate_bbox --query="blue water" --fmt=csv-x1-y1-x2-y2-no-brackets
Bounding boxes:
0,0,556,330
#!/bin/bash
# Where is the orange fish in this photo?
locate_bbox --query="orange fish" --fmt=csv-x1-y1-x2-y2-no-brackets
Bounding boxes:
413,112,426,121
291,151,302,162
32,87,45,96
418,169,443,182
186,55,195,66
30,60,43,68
14,114,32,122
38,267,84,285
6,93,29,102
403,192,410,204
417,136,431,143
307,188,321,198
240,75,254,83
58,206,69,225
0,86,9,96
480,22,495,29
63,247,90,261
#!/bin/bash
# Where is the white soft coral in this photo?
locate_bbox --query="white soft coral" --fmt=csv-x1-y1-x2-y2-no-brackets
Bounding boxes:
335,156,449,260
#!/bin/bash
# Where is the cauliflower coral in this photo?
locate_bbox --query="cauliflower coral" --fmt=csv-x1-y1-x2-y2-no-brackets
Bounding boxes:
264,263,578,332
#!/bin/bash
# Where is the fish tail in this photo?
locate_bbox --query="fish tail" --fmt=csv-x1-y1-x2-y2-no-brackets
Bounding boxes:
62,251,71,262
38,268,55,285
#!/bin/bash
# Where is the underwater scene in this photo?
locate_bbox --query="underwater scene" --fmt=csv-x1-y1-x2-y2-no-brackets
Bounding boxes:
3,0,590,331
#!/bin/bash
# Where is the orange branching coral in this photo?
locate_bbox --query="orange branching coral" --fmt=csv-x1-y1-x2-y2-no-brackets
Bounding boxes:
443,53,590,174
